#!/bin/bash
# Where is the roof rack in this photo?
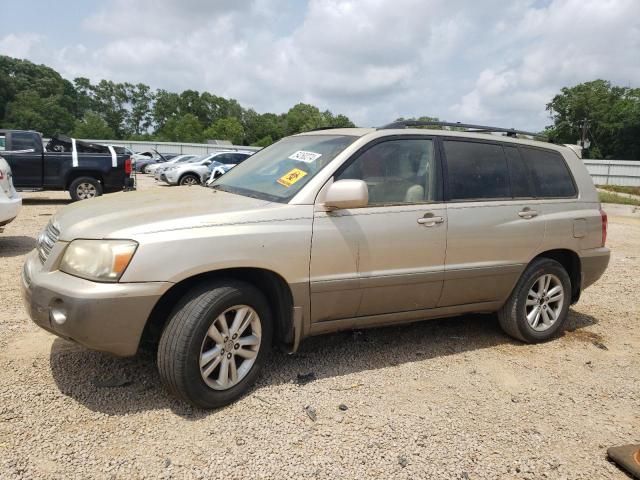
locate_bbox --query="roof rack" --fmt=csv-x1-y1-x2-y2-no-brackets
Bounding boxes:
379,120,547,140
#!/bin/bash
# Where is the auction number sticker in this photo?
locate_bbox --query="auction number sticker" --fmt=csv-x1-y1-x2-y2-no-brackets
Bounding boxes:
277,168,308,187
288,150,322,163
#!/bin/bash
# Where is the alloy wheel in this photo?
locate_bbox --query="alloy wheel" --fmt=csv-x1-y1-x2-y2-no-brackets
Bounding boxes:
525,273,564,332
199,305,262,390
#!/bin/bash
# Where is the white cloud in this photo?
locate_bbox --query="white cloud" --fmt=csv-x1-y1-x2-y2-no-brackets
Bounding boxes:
2,0,639,130
0,33,43,60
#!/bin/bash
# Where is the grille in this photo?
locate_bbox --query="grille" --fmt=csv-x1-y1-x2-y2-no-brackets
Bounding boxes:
37,221,60,264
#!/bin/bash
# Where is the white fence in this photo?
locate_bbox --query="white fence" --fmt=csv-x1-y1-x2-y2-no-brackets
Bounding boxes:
583,159,640,186
47,138,261,155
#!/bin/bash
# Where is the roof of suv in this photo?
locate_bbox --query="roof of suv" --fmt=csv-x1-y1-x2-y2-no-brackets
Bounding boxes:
298,127,573,155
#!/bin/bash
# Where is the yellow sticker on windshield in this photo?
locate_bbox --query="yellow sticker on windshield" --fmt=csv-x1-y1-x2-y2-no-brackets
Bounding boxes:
277,168,308,187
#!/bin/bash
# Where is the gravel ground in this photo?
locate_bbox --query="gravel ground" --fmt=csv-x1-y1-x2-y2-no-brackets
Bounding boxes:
0,176,638,479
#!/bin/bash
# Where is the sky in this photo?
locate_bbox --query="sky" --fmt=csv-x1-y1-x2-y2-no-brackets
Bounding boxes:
1,0,639,131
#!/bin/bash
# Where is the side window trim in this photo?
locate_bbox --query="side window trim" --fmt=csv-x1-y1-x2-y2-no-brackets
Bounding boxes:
333,134,444,205
440,136,513,202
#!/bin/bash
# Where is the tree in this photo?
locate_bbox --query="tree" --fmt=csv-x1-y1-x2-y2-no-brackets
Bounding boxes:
91,80,130,138
4,90,75,136
127,83,154,135
157,113,204,142
546,80,640,159
204,117,245,144
72,112,116,139
252,135,273,147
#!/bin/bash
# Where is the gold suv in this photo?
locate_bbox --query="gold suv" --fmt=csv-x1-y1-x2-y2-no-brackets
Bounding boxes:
22,122,610,408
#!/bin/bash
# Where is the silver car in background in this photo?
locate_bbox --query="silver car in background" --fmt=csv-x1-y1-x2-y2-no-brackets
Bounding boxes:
0,155,21,232
162,151,254,186
146,154,197,175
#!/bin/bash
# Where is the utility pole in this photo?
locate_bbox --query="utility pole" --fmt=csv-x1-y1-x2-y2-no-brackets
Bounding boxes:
580,119,588,148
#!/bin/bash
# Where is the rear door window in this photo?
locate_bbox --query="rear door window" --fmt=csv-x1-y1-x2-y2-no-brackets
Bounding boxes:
0,135,5,151
443,140,510,200
520,147,576,198
504,146,533,198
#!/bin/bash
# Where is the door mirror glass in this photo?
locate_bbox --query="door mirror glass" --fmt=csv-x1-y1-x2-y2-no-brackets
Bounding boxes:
324,179,369,210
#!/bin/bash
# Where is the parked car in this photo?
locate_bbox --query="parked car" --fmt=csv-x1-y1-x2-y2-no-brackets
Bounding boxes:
162,151,253,186
0,155,21,232
1,131,134,201
22,122,610,409
136,152,179,173
146,155,197,175
202,151,254,185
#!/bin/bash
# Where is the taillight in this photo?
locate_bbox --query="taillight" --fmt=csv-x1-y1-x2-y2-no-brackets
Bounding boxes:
0,170,4,180
600,208,608,247
124,158,132,175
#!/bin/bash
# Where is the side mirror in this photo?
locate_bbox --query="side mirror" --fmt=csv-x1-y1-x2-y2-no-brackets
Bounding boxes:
324,179,368,210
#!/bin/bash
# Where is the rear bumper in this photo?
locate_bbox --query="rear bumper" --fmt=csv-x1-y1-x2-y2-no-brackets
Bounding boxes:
0,195,21,226
580,247,610,290
21,250,171,356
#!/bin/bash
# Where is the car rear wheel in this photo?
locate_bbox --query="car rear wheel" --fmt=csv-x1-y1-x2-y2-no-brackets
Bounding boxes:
498,257,571,343
157,280,272,408
179,174,200,186
69,177,103,201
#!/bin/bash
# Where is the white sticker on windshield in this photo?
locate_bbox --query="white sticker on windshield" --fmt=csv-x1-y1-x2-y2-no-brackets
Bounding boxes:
288,150,322,163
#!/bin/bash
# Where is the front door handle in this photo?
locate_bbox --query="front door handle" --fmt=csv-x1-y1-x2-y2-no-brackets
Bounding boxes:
417,213,444,226
518,208,538,219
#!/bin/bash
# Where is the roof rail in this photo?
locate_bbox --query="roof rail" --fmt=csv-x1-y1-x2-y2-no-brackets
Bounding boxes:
379,120,546,140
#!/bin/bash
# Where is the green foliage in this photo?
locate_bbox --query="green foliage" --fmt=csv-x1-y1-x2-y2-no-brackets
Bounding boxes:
598,185,640,196
72,112,116,139
252,135,273,147
546,80,640,159
157,113,204,142
598,191,640,206
204,117,245,145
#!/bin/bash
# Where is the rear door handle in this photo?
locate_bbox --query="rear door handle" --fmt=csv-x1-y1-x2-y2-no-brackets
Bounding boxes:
417,213,444,226
518,208,538,219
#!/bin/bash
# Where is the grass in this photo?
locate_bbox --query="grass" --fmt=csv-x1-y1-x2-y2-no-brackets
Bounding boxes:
597,185,640,196
599,191,640,206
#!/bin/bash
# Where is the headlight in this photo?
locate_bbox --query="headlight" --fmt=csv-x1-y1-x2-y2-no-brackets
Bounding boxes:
60,240,138,282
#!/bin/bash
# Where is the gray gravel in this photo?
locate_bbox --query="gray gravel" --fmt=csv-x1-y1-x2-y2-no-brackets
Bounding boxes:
0,176,638,479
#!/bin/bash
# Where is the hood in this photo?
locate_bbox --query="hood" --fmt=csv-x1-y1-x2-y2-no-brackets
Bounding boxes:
53,187,275,240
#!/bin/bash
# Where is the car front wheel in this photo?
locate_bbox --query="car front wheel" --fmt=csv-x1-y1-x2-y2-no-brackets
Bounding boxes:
179,174,200,186
498,257,571,343
157,280,272,408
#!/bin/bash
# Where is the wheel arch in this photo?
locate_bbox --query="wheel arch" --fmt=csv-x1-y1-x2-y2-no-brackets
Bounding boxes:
178,171,201,184
65,171,103,190
530,248,581,304
141,267,295,351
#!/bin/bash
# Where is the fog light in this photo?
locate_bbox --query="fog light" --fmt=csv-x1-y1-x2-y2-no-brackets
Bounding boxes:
50,308,67,325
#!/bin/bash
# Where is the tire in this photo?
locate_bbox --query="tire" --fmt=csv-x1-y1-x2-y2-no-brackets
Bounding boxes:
498,258,571,343
157,280,272,409
69,176,103,201
179,173,200,186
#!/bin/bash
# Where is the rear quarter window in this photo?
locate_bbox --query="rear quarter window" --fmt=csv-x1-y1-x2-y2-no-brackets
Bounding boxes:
520,147,576,198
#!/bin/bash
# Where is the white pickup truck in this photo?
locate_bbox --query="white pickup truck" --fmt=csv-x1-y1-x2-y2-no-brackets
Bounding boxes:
0,155,21,232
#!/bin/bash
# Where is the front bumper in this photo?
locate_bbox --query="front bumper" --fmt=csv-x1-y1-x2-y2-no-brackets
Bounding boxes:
21,250,171,356
162,171,179,185
580,247,610,290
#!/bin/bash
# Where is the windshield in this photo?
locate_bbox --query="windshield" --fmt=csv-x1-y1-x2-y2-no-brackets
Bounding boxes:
175,155,196,163
212,135,357,202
